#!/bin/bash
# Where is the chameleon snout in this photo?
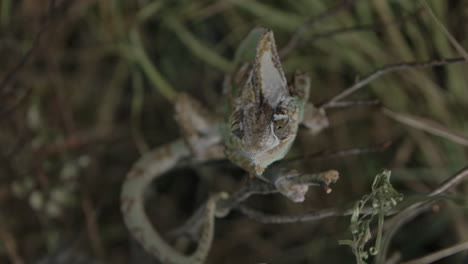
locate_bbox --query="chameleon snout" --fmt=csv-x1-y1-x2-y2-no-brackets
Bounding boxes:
254,163,266,175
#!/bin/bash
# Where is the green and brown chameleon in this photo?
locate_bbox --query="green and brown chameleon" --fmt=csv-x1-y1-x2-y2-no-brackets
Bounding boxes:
121,27,335,264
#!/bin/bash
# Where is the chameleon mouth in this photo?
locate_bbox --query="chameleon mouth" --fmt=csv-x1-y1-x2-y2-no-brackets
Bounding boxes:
254,164,266,175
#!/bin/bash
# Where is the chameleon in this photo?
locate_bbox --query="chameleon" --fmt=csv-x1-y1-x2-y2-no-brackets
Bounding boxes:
121,27,334,264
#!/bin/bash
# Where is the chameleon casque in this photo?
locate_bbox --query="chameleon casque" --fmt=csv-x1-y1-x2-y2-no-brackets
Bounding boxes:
224,28,307,177
121,27,334,264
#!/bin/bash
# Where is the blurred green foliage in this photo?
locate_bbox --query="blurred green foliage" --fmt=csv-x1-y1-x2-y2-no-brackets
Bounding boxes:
0,0,467,263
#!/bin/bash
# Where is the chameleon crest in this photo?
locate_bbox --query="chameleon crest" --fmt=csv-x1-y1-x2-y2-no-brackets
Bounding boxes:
227,29,300,176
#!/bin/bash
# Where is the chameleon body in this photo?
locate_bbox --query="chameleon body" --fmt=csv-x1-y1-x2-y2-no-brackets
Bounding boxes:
224,28,310,178
121,28,324,264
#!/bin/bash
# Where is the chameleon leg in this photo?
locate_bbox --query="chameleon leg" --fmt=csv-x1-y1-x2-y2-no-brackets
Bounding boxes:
265,166,339,203
174,93,224,160
291,70,330,134
302,104,329,134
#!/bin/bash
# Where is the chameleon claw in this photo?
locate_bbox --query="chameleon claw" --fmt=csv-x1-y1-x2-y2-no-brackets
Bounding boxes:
274,176,309,203
322,170,340,184
321,170,339,194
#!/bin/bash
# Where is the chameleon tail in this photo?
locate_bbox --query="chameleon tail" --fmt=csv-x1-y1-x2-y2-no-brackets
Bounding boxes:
121,139,224,264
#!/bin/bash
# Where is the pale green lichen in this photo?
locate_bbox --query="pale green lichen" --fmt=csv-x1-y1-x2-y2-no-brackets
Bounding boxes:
339,170,403,264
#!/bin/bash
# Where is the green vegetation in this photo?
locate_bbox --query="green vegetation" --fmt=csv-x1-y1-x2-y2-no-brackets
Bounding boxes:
0,0,467,263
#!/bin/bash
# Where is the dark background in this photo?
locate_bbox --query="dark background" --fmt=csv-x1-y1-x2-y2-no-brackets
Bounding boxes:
1,0,467,263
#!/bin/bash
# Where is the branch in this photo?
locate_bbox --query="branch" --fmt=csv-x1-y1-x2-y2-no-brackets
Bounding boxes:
168,169,340,241
237,204,358,224
0,0,69,118
420,0,468,60
238,166,468,227
298,8,424,49
375,166,468,264
279,0,358,58
280,4,423,58
321,58,468,109
383,108,468,147
401,240,468,264
285,140,392,164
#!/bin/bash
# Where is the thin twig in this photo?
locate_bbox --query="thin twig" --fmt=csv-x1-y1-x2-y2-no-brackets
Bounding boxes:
218,170,339,216
168,170,339,240
323,99,381,109
37,127,120,156
402,240,468,264
383,108,468,147
299,8,424,48
280,4,423,58
321,58,467,109
429,166,468,197
0,0,70,119
285,140,392,164
420,0,468,61
0,0,54,92
237,205,358,224
376,166,468,264
279,0,358,58
0,226,24,264
81,195,105,259
239,166,468,226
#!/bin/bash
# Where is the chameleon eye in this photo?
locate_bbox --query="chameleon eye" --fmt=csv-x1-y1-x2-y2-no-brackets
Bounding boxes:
274,118,288,130
231,121,244,138
273,116,289,140
230,107,244,139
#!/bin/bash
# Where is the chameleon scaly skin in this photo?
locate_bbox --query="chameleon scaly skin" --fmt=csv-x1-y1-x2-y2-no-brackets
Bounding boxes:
121,140,224,264
121,93,226,264
121,27,328,264
224,28,311,179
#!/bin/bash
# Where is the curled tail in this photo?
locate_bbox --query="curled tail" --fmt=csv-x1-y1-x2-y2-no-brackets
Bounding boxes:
121,139,224,264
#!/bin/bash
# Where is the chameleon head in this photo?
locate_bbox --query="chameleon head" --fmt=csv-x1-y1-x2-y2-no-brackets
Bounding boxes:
228,29,300,176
